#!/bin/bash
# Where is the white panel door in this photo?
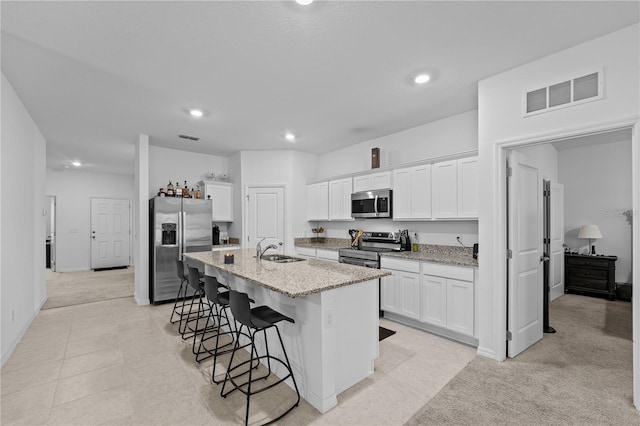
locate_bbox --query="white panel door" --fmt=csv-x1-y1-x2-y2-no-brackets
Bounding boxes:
508,151,543,357
247,186,284,253
549,182,565,301
90,198,130,269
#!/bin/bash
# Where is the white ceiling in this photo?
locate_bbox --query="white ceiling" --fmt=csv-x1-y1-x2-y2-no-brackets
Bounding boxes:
2,1,638,175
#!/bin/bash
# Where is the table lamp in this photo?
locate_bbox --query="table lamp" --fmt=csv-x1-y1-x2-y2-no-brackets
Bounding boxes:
578,224,603,255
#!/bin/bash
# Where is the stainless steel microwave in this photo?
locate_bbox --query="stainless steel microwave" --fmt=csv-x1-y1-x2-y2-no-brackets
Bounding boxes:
351,189,392,219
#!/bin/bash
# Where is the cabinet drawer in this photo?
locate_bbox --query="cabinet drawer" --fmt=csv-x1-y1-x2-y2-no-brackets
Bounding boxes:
316,249,339,262
568,277,608,291
295,247,316,258
421,263,473,282
380,257,420,273
569,267,608,280
566,257,610,268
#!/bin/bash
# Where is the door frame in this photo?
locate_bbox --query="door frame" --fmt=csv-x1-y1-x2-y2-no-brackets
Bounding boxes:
490,117,639,409
242,184,287,252
46,195,57,272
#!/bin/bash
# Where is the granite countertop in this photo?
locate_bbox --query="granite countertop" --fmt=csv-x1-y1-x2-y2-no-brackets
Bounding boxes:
294,237,352,251
381,245,478,268
184,248,390,298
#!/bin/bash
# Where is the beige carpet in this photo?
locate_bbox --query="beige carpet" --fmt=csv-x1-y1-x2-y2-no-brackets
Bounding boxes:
406,294,638,425
43,267,134,309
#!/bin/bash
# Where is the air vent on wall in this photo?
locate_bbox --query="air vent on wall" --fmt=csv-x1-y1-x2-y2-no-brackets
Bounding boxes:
179,134,200,141
523,68,603,117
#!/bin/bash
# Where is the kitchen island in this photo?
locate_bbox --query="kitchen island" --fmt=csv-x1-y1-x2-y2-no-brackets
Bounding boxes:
184,249,390,414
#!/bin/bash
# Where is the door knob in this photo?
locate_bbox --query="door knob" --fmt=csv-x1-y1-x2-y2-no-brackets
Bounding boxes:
540,255,550,262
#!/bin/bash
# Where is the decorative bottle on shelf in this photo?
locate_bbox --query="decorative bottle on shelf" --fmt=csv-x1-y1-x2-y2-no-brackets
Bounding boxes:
183,181,189,198
195,185,201,199
166,181,174,197
175,181,182,198
189,187,195,199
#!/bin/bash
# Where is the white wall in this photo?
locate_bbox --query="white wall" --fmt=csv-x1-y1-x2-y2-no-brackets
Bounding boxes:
46,169,134,271
317,110,477,179
149,146,228,199
311,109,479,246
1,72,47,366
477,24,639,361
560,138,633,282
239,150,318,252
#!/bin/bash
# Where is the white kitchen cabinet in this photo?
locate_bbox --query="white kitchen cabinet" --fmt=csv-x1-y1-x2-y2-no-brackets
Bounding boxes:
353,171,392,193
392,164,431,220
295,246,316,258
316,248,339,262
457,157,479,218
431,157,478,219
380,258,420,320
204,182,234,222
420,274,447,327
307,182,329,221
328,178,353,221
421,263,475,337
446,279,474,335
431,160,458,218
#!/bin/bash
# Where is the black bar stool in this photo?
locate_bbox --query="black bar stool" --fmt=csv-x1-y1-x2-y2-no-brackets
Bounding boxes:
180,265,210,340
193,275,235,369
169,259,189,324
221,290,300,426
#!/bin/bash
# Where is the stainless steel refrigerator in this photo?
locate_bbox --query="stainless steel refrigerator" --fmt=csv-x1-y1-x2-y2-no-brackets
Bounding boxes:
149,197,212,303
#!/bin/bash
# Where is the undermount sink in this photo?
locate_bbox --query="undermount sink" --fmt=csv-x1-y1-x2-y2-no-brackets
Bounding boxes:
261,254,306,263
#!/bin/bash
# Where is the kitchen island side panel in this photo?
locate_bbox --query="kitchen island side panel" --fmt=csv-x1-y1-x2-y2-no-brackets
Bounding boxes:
206,266,378,414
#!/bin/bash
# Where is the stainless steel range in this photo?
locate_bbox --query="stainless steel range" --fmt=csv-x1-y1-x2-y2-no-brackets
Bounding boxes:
339,230,410,317
338,230,410,268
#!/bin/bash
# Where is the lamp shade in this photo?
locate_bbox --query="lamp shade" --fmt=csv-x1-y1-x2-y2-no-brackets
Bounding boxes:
578,225,603,239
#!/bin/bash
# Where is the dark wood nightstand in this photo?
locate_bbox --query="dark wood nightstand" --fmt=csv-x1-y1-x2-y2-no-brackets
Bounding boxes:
565,253,617,300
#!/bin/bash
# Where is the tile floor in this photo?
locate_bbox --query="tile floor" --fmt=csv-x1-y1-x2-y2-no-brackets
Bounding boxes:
1,297,476,425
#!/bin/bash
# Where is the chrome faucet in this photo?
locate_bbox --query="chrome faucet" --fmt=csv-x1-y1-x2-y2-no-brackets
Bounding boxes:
256,238,278,259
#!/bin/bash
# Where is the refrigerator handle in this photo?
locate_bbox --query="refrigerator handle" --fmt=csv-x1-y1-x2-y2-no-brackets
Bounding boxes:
178,211,184,259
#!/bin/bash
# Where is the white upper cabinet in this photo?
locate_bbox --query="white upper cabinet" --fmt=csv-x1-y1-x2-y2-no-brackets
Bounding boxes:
353,171,392,193
432,160,458,218
307,182,329,221
432,156,478,219
328,178,353,221
392,164,431,220
457,157,479,218
204,182,234,222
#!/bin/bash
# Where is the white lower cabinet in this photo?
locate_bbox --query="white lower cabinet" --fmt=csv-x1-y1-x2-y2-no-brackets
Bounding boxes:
380,258,420,320
316,248,339,262
295,246,316,258
420,274,447,327
421,263,475,337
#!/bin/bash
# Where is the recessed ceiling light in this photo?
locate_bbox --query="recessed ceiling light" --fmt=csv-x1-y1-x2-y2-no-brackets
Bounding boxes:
72,161,82,167
295,0,314,5
189,109,204,118
284,132,296,142
414,73,431,84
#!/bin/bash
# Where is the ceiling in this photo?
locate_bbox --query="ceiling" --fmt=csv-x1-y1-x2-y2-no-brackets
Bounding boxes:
2,1,638,175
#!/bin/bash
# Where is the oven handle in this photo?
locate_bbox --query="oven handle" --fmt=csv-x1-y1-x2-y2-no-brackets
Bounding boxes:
339,257,379,268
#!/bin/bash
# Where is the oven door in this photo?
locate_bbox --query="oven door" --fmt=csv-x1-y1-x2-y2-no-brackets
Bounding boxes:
339,256,379,269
